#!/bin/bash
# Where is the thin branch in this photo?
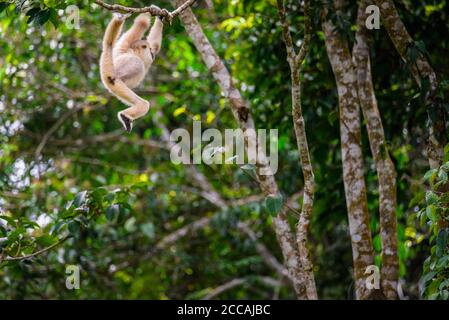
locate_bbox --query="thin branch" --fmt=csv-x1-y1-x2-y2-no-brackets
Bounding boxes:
34,105,84,159
237,222,290,280
93,0,196,22
201,276,285,300
277,0,317,300
295,0,312,66
1,235,71,262
276,0,296,61
202,278,247,300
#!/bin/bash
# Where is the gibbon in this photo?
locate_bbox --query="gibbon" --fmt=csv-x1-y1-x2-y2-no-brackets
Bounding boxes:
100,12,165,132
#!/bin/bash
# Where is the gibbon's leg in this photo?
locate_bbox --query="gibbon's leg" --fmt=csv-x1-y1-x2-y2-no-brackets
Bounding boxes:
147,16,164,56
113,79,150,133
116,13,152,54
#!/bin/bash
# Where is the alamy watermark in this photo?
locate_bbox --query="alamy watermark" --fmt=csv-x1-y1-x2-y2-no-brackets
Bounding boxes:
65,264,80,290
365,4,380,30
365,265,380,290
169,121,279,175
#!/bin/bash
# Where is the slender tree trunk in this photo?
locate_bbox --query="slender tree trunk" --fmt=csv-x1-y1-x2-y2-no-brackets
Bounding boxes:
322,2,375,300
276,0,317,300
353,0,398,299
374,0,447,169
172,0,309,299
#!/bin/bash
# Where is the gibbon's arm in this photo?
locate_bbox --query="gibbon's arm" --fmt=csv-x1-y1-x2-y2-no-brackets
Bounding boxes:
100,13,128,88
116,13,152,54
102,14,126,49
147,17,164,55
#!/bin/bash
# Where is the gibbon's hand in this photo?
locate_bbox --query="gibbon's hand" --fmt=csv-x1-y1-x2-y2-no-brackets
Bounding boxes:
159,9,173,24
113,12,132,21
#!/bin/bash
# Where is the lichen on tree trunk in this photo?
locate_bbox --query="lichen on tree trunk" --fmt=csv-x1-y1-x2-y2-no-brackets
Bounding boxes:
353,0,398,300
322,2,375,300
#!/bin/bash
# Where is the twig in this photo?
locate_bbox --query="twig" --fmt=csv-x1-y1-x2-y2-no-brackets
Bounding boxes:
202,278,247,300
2,235,71,262
34,105,84,159
93,0,196,22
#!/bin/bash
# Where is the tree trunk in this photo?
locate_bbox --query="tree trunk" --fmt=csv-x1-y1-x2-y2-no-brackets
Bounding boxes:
322,3,375,300
353,0,398,299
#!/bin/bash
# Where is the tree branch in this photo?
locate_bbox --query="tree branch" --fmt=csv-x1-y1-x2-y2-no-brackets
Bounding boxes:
353,0,398,299
1,235,71,262
93,0,196,22
276,0,317,300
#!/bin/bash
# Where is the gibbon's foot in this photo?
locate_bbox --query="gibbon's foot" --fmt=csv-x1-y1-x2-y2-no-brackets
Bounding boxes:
118,112,133,133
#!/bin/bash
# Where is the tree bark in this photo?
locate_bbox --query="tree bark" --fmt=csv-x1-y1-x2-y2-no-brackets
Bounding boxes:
276,0,317,300
172,0,309,299
322,2,375,300
374,0,447,169
353,0,398,299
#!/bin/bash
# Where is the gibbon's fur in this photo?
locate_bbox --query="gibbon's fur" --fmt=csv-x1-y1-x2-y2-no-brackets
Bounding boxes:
100,13,163,132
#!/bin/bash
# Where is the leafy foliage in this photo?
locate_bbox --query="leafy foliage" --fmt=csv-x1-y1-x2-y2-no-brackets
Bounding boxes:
420,162,449,300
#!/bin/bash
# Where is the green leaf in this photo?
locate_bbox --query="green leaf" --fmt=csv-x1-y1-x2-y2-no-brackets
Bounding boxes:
0,225,6,237
0,3,9,13
439,279,449,290
438,169,448,182
373,234,381,252
327,109,338,126
265,194,284,216
68,221,80,235
428,292,439,300
106,204,120,222
437,255,449,269
0,215,16,226
35,235,57,247
424,169,438,183
426,205,437,222
141,222,155,239
73,191,88,208
441,162,449,172
48,8,59,28
426,191,439,205
436,229,448,257
421,271,436,285
25,7,41,24
104,192,116,203
35,9,51,25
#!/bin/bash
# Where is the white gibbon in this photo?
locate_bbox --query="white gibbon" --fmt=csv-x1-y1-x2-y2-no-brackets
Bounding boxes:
100,12,165,132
